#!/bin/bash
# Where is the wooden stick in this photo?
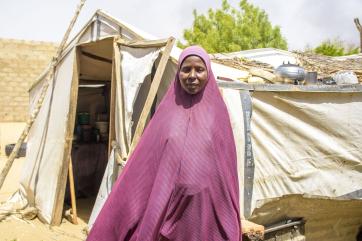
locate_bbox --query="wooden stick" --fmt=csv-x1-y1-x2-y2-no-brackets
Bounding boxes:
354,18,362,53
129,37,175,155
0,0,86,191
110,39,129,160
68,158,78,224
56,0,86,59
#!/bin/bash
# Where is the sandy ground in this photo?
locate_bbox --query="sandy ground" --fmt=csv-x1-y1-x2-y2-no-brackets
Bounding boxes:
0,156,90,241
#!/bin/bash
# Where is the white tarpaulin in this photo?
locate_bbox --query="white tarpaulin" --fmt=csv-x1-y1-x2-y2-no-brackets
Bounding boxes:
222,88,362,219
251,91,362,207
222,88,246,214
222,87,362,240
115,47,161,158
19,50,75,223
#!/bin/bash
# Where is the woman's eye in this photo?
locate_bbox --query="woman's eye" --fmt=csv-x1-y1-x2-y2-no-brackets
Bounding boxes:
197,67,205,73
181,67,191,73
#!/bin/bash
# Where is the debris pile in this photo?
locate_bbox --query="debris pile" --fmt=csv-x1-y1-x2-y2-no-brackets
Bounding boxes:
296,52,362,83
213,53,362,85
212,57,278,84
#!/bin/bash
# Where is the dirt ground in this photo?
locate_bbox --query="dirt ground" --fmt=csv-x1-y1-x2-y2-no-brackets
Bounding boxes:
0,156,90,241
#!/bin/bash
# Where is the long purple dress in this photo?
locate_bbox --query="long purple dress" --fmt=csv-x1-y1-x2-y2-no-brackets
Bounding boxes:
87,46,241,241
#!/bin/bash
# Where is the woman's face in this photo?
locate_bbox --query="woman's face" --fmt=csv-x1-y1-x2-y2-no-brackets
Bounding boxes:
178,55,208,95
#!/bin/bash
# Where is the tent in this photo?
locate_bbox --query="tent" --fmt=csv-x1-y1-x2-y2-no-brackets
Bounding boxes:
1,10,179,225
0,10,245,226
220,82,362,240
213,51,362,239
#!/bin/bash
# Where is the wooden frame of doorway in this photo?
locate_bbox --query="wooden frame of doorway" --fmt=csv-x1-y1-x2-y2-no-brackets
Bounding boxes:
51,35,175,225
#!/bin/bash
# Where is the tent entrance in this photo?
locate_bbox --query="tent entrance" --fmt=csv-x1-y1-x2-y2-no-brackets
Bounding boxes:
62,37,176,225
64,38,114,222
65,82,111,219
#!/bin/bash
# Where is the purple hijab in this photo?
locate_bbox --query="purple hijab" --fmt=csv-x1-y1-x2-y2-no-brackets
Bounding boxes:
87,46,241,241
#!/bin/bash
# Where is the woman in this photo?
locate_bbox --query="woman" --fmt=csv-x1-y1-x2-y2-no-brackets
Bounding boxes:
87,46,260,240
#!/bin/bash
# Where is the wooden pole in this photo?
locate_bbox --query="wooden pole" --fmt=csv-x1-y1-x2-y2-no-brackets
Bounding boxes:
354,18,362,53
108,40,119,157
110,39,130,160
68,158,78,224
0,0,86,191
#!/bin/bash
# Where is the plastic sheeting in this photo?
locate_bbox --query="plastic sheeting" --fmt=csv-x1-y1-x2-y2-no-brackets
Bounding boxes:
117,46,160,149
88,148,118,229
222,88,362,220
222,88,362,240
222,88,246,215
251,91,362,208
19,50,75,223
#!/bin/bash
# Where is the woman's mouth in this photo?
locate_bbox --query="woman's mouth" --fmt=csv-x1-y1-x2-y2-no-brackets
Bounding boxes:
187,84,198,89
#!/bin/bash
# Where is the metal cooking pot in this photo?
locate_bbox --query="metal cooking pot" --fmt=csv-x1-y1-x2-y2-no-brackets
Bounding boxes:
275,63,306,81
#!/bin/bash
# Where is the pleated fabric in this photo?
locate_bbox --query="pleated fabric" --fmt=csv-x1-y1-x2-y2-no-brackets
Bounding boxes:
87,46,241,241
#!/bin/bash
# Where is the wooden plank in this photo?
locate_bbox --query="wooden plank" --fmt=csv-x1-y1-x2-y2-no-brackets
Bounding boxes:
116,38,169,48
129,37,175,155
108,40,118,156
68,157,78,224
51,48,80,225
110,39,130,159
249,67,276,83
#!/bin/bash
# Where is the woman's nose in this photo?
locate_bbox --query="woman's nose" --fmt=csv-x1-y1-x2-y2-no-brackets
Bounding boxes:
189,68,196,78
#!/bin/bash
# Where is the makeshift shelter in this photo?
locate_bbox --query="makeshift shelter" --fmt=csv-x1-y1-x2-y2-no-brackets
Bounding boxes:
220,82,362,240
0,9,246,226
1,9,361,240
0,10,177,225
214,50,362,240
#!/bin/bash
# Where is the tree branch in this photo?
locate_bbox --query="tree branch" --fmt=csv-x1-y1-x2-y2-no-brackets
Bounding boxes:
354,18,362,31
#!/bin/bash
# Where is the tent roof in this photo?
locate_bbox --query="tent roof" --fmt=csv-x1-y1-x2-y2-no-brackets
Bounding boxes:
29,10,253,92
